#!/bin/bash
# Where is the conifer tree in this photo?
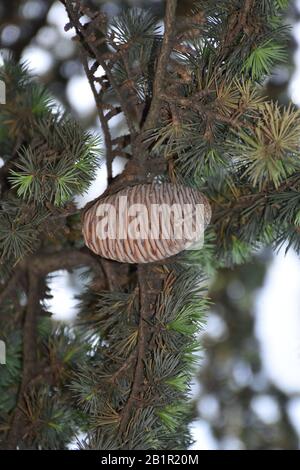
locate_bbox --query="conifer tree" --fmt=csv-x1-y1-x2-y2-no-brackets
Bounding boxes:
0,0,297,450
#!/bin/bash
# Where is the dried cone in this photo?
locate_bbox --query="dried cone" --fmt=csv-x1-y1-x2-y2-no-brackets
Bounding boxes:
82,182,211,263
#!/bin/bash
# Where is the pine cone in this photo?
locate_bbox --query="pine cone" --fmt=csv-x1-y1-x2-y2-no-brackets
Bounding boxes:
82,183,211,263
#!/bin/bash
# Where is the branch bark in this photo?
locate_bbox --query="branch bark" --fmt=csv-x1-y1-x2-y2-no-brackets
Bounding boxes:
118,264,165,435
31,248,103,276
6,267,40,449
142,0,178,133
0,265,25,307
220,0,257,59
118,265,153,434
80,51,114,184
0,249,104,308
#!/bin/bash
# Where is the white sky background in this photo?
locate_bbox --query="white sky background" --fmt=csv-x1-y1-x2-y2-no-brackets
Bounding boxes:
12,0,300,450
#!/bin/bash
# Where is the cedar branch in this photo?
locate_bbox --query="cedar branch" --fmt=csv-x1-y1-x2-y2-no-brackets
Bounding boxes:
118,265,153,435
6,267,40,449
0,265,25,307
80,51,114,184
60,0,138,140
142,0,178,133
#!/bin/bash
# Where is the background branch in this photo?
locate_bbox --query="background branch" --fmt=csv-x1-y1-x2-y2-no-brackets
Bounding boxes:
80,51,114,184
6,267,40,449
142,0,178,133
61,0,138,140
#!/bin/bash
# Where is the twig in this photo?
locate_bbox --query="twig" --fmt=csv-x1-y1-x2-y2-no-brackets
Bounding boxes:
80,51,114,184
158,92,257,131
106,106,122,121
212,175,300,224
111,135,131,148
110,350,137,384
60,0,138,140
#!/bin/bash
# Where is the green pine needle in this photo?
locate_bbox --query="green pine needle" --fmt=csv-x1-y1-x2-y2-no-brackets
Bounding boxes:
109,8,160,45
242,40,287,79
158,404,187,432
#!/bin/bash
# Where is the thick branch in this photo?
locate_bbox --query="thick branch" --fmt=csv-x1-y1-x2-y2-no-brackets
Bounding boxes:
0,249,103,308
220,0,257,59
31,248,103,276
118,266,151,434
118,265,164,435
142,0,178,133
0,265,25,307
6,267,40,449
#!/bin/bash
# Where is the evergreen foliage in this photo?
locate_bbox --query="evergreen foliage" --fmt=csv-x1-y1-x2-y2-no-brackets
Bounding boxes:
0,60,102,449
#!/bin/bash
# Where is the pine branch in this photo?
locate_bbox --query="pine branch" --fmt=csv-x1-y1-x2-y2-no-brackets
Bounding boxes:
213,173,300,222
0,263,26,307
220,0,256,58
118,266,151,434
0,249,104,310
80,51,114,184
157,91,257,131
60,0,138,140
6,267,40,449
2,247,105,449
31,248,103,276
142,0,178,133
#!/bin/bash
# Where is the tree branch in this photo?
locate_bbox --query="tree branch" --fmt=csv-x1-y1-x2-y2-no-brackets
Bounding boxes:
0,249,104,309
6,267,40,449
220,0,257,59
118,265,163,435
80,51,114,184
60,0,138,140
31,248,103,276
142,0,178,133
118,270,148,434
0,264,25,307
213,174,300,223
